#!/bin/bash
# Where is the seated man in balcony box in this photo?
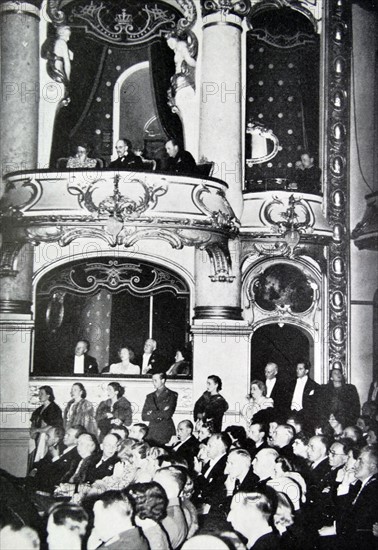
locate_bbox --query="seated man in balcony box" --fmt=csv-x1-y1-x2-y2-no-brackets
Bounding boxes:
165,138,197,175
108,138,144,170
60,339,99,375
291,151,321,194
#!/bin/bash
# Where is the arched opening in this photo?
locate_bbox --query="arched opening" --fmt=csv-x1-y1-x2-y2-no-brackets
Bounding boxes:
33,257,191,376
250,323,313,385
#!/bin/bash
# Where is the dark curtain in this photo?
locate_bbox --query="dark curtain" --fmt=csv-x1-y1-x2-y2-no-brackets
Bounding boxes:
153,292,189,364
149,39,184,145
50,28,107,165
109,293,150,366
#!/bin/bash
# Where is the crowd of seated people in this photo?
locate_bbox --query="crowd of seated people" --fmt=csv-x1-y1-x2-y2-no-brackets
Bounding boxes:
1,362,378,550
62,338,192,378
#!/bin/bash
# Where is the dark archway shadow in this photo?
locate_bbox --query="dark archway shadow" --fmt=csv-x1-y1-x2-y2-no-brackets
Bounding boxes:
251,324,312,384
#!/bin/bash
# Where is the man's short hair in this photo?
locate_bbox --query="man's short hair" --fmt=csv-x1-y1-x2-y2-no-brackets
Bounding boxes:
133,423,149,438
77,339,90,350
238,491,275,521
110,425,129,439
179,420,194,432
250,421,268,435
51,426,65,441
96,490,133,517
297,360,311,371
279,424,296,441
69,424,87,438
166,137,182,150
154,372,167,382
229,448,252,467
155,465,187,493
119,138,133,150
211,432,232,452
49,502,88,535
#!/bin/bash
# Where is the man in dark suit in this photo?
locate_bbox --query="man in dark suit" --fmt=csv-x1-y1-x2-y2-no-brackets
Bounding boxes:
289,361,320,427
93,491,148,550
169,420,199,471
246,421,269,459
193,433,230,511
306,435,332,528
26,425,82,493
62,339,98,375
224,449,258,512
252,447,279,489
108,138,143,170
141,372,178,445
336,446,378,550
138,338,167,375
264,362,290,415
165,138,197,175
86,433,120,484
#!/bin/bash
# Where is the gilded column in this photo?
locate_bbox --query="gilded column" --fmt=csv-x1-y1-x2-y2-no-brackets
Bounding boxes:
198,0,250,219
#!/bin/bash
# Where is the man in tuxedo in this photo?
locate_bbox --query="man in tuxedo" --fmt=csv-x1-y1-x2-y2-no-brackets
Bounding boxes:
264,362,290,414
337,446,378,550
141,372,178,445
86,433,120,484
193,433,231,511
26,425,85,494
139,338,167,375
62,339,98,375
93,491,148,550
270,424,296,460
108,138,143,170
169,420,199,471
247,421,269,459
289,361,320,427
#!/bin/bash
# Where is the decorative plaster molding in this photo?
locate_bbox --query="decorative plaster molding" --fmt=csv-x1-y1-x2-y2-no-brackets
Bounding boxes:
201,0,251,17
324,0,351,374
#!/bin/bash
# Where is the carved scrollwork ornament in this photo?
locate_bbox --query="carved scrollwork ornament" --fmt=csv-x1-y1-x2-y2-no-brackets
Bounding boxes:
325,0,351,375
46,0,65,24
201,0,251,18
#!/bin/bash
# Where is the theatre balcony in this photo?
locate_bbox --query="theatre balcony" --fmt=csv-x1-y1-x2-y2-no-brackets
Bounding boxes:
0,169,238,259
240,190,333,252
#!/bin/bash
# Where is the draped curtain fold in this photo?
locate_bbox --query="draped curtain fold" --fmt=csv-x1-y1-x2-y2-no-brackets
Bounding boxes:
149,39,184,144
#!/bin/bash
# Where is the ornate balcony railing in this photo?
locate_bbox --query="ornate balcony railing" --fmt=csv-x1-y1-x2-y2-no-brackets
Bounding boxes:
0,169,239,280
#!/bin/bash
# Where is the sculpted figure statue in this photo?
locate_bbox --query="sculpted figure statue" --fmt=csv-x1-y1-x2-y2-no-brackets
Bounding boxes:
42,25,73,104
166,32,197,91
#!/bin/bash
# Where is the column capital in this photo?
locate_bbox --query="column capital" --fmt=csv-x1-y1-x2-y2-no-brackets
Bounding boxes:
201,0,250,19
0,1,41,18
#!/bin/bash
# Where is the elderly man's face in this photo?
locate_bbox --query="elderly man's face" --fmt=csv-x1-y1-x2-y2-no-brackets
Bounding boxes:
307,437,326,463
75,341,87,356
144,339,156,353
115,140,128,158
265,364,278,380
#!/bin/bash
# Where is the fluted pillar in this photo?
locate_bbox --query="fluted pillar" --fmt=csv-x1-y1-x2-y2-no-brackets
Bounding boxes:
198,2,249,219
